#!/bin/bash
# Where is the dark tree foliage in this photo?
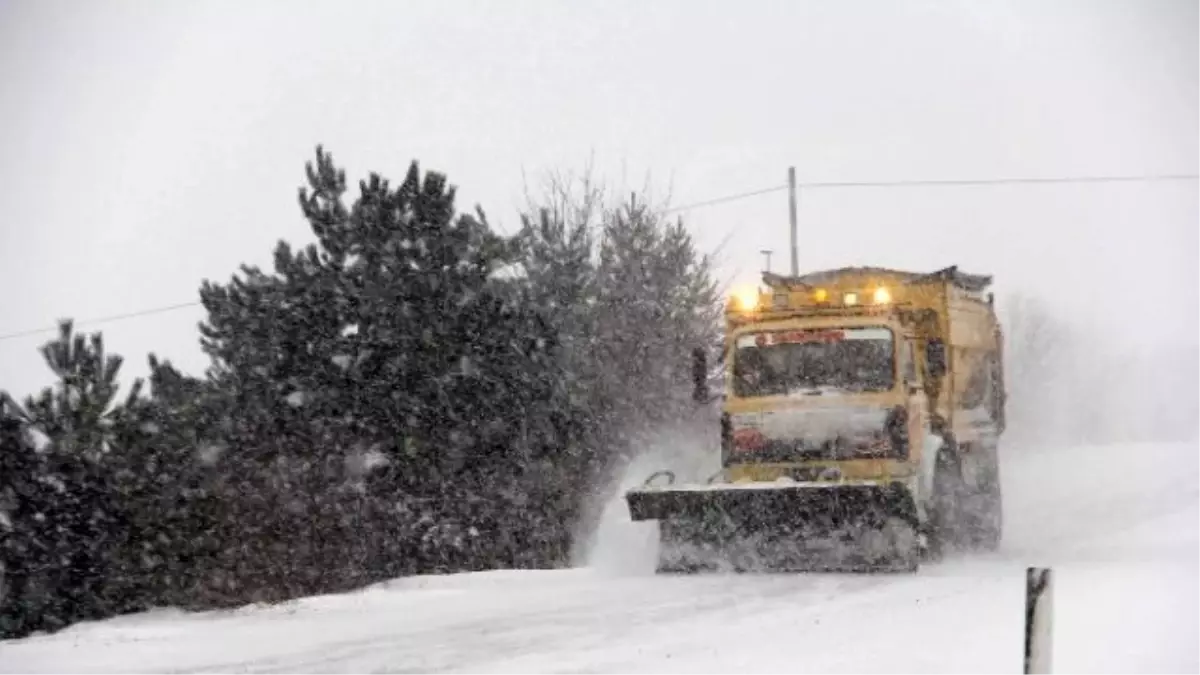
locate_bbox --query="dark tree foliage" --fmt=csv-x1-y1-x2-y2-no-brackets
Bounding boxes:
0,393,47,638
0,148,719,639
513,180,722,545
2,322,140,633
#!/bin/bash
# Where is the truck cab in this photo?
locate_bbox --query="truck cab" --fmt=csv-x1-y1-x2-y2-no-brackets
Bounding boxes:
723,314,931,482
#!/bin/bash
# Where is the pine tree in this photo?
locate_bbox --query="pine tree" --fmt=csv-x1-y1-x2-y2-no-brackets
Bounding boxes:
508,175,608,560
2,322,142,632
590,197,720,467
0,392,48,638
22,320,141,459
196,146,564,584
516,175,723,560
101,355,228,610
4,150,731,639
3,324,238,632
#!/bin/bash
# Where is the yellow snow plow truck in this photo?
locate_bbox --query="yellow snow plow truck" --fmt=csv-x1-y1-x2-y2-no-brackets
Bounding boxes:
625,266,1007,573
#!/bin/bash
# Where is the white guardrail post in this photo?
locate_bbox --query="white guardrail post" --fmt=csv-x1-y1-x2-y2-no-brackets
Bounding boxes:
1024,567,1054,674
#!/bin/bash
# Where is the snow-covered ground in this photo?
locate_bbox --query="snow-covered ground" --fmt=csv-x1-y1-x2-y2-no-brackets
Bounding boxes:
2,440,1196,673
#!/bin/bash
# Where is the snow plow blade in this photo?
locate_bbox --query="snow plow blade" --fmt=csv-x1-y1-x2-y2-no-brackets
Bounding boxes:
625,479,922,573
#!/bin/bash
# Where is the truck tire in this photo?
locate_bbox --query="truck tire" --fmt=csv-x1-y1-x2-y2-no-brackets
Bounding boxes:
927,447,969,558
966,448,1003,552
970,480,1003,551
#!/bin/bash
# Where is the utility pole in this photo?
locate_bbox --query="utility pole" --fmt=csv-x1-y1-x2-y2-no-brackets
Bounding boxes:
788,166,799,276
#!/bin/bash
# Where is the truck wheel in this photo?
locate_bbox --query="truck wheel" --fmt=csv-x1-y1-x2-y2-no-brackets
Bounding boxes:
968,462,1003,552
927,449,969,556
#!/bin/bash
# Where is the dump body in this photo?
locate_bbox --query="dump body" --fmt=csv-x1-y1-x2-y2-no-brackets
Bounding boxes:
625,265,1007,572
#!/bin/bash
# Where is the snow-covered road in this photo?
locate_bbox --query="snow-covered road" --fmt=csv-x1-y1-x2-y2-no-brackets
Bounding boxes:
2,441,1196,673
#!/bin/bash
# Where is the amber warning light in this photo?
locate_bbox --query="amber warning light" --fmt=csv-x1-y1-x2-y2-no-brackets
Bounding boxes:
733,287,760,311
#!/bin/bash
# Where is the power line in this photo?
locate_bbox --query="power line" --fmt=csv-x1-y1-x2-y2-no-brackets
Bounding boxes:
684,171,1198,275
665,172,1196,214
664,184,789,213
0,302,202,343
2,171,1193,344
797,173,1199,189
1,187,795,343
669,171,1197,262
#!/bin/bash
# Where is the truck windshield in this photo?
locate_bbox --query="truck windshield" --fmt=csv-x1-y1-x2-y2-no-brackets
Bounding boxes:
732,327,895,397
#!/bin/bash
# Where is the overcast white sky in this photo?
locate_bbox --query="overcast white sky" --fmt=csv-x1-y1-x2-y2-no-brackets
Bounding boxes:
1,0,1196,399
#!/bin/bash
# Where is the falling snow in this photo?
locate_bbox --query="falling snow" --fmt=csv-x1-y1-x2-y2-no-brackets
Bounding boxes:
0,6,1194,672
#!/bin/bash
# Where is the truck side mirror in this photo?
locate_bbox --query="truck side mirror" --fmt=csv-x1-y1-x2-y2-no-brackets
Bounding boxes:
692,347,709,403
926,339,947,379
